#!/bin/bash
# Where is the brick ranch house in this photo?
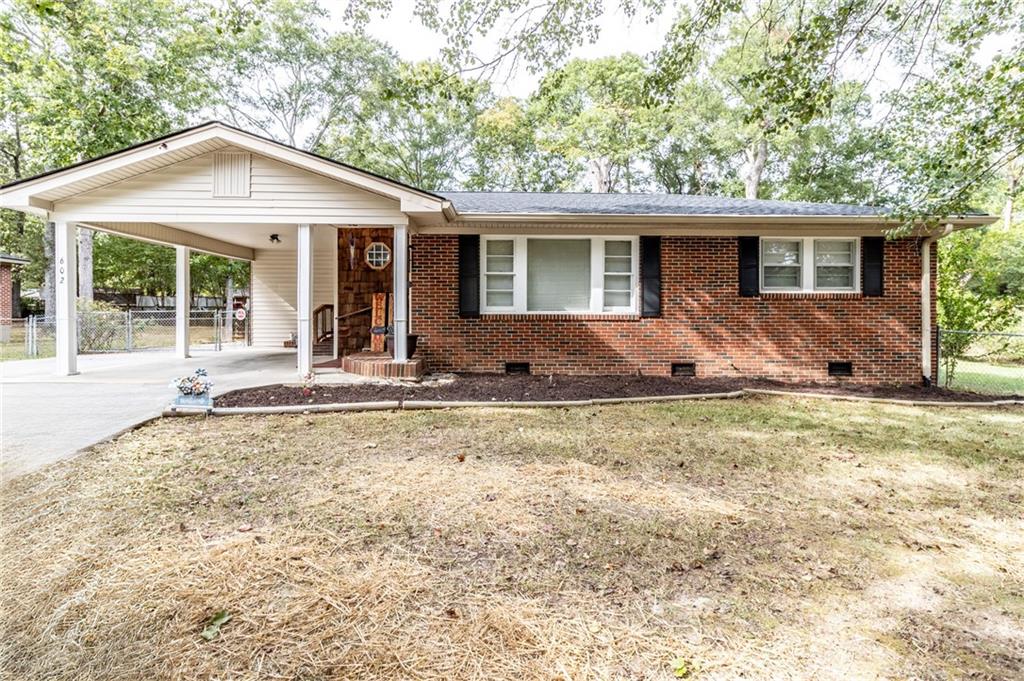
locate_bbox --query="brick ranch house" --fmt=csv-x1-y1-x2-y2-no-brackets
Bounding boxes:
0,122,995,383
0,252,30,343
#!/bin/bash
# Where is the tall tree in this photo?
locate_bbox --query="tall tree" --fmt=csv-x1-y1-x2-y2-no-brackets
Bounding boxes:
323,61,489,190
0,0,218,311
531,54,659,192
467,97,573,191
217,0,394,150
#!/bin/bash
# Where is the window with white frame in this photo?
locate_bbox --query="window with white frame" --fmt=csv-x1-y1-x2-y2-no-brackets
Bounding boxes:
760,237,859,292
480,236,638,314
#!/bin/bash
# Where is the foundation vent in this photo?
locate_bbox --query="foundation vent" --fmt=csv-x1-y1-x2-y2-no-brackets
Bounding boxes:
505,362,530,375
671,362,696,377
828,361,853,377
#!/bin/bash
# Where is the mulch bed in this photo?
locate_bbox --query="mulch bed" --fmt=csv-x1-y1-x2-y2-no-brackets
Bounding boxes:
214,374,1016,408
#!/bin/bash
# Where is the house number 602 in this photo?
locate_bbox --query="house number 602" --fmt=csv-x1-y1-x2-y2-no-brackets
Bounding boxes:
58,257,65,284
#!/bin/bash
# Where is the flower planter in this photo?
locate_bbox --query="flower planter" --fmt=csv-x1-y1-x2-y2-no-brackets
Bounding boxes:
385,334,419,358
174,393,213,408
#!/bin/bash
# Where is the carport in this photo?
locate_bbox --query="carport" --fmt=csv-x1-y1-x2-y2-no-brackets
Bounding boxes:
0,121,450,378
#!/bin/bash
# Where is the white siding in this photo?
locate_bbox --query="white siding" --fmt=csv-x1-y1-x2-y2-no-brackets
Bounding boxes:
55,147,406,224
251,225,336,348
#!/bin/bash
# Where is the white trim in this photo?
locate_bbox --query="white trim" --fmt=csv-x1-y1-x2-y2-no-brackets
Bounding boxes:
296,224,313,377
393,224,409,362
175,246,191,359
53,221,78,376
479,235,639,315
759,236,861,293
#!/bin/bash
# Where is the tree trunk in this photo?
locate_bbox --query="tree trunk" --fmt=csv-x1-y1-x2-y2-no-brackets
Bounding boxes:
589,158,612,193
78,227,94,302
743,137,768,199
42,221,55,317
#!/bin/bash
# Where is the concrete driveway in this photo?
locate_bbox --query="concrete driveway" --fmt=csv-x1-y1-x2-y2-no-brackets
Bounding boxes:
1,347,298,479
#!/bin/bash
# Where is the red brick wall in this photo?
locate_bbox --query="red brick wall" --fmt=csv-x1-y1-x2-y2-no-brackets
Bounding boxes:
0,263,12,324
410,235,934,384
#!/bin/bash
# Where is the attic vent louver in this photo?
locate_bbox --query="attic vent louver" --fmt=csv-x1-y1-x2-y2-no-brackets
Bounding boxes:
212,151,251,198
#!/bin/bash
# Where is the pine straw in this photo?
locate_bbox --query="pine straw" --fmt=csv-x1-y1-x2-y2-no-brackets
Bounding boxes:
2,399,1022,680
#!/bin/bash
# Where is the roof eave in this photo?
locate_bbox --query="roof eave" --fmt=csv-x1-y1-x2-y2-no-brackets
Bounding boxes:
451,212,998,226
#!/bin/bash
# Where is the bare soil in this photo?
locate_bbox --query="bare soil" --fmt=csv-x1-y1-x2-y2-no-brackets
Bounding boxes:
2,397,1021,680
215,373,1009,407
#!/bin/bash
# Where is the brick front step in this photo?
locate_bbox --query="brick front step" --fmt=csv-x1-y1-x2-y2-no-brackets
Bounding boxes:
340,352,424,379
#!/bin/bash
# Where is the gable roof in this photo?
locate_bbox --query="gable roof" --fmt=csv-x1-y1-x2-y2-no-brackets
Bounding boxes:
0,121,449,216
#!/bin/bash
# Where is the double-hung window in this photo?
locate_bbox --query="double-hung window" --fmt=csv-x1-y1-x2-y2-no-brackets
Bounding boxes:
760,237,859,292
480,236,639,314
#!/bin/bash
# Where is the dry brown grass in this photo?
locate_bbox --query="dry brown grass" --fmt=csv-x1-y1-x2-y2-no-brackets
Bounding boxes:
2,397,1022,680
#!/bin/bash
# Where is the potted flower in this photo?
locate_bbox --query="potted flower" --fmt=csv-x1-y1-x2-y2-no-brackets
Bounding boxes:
170,368,214,409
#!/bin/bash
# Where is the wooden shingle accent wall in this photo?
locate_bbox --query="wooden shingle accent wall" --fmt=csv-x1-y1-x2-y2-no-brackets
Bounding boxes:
337,227,393,353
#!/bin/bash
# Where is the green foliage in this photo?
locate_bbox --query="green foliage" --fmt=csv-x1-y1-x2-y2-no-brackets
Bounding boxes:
531,54,660,192
937,226,1024,384
93,233,248,298
467,97,573,191
323,61,490,190
215,0,394,149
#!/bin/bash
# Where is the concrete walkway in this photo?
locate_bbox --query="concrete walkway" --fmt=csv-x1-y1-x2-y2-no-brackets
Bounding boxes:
1,347,299,479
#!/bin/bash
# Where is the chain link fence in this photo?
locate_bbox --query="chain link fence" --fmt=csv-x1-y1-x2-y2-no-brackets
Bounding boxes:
938,329,1024,396
11,309,249,359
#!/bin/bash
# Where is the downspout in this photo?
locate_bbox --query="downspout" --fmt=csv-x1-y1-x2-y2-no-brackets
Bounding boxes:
920,236,934,385
921,223,954,386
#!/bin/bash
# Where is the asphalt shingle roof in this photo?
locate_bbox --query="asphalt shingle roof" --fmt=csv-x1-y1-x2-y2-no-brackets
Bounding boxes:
440,191,888,217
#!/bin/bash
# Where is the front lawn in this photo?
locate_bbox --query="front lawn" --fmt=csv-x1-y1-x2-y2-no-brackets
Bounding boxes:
2,398,1021,680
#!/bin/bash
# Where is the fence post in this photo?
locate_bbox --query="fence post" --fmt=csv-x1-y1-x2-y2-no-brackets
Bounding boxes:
25,315,33,357
124,310,132,352
935,328,942,387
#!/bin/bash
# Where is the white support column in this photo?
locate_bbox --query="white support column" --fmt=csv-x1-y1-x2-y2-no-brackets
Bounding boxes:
175,246,191,359
392,223,409,363
296,224,313,376
54,220,78,375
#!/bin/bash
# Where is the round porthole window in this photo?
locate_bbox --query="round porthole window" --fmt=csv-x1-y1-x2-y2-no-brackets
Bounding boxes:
365,242,392,270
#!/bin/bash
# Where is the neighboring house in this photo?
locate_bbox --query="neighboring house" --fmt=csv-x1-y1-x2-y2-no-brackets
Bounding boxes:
0,122,996,382
0,252,30,342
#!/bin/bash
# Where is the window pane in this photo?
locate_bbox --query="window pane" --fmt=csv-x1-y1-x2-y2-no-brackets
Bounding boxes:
527,239,591,311
605,241,632,257
763,266,801,288
604,257,631,273
486,240,514,256
486,255,514,272
763,240,801,265
816,266,854,289
604,291,631,307
486,274,513,291
486,291,513,307
604,274,631,292
815,240,854,265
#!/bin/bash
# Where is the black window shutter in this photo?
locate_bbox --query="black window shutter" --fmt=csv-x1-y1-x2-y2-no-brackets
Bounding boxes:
458,234,480,317
640,236,661,317
862,236,884,297
738,236,759,297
